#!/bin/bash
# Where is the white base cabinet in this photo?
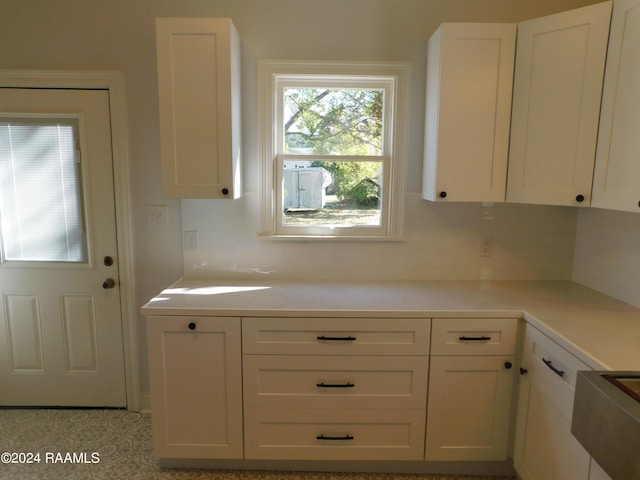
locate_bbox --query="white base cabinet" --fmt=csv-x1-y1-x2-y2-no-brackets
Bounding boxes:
146,315,243,459
426,318,517,461
242,317,430,461
513,324,591,480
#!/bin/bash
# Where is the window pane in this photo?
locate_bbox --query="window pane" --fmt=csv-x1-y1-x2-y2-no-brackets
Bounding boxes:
0,119,87,262
282,159,382,227
283,88,383,156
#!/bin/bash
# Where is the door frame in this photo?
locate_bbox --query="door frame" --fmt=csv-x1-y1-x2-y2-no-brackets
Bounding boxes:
0,70,139,410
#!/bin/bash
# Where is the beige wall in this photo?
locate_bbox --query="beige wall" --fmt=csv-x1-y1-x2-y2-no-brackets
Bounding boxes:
0,0,611,393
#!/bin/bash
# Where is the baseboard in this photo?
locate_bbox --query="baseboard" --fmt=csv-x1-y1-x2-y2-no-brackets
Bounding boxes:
138,392,151,413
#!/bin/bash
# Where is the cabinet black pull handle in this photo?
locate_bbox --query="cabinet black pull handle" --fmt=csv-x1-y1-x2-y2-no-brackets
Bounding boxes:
316,434,354,441
221,187,229,195
317,335,356,342
439,191,447,198
576,194,585,203
188,322,197,331
316,382,355,388
504,362,512,369
459,335,491,342
542,358,565,378
520,367,528,375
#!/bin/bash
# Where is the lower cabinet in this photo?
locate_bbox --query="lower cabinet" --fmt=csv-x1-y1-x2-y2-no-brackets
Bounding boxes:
425,318,517,461
513,324,591,480
146,315,243,459
242,316,431,461
147,313,611,473
244,408,426,460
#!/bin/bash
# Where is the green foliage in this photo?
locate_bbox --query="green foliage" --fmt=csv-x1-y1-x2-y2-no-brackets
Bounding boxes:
284,88,383,155
284,87,383,207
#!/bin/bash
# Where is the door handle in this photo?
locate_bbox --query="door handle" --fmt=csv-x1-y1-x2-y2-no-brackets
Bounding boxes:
102,278,116,289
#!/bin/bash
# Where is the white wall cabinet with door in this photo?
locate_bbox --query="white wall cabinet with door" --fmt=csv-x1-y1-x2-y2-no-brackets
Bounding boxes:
146,315,243,459
591,0,640,213
156,18,241,199
506,1,612,207
425,318,517,461
513,324,593,480
423,23,516,203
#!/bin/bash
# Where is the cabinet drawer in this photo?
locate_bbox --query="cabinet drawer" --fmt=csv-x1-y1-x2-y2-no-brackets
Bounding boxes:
242,317,430,355
525,324,591,420
243,355,428,409
430,318,517,355
244,408,425,460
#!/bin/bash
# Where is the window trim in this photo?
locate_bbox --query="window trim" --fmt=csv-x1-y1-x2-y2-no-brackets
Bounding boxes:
259,60,410,239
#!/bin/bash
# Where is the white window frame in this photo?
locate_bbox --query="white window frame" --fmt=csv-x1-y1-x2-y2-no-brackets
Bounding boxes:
259,60,410,239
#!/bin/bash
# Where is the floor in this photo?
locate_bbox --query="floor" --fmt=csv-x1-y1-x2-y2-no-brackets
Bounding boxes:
0,409,517,480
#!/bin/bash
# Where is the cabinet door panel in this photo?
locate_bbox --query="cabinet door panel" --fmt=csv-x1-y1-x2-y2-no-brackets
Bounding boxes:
425,355,514,461
592,0,640,212
243,355,428,409
515,379,590,480
156,18,241,198
507,2,612,206
244,408,425,460
423,23,515,202
147,315,243,459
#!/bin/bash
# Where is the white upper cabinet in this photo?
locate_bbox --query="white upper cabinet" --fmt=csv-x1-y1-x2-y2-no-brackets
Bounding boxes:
156,18,241,199
507,2,612,207
423,23,516,202
591,0,640,213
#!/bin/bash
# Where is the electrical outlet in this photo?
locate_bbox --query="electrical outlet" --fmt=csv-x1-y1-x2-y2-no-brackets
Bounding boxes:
183,231,198,251
479,236,493,257
146,205,169,226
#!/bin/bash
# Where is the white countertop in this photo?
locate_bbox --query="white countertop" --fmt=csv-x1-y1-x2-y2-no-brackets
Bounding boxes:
142,279,640,371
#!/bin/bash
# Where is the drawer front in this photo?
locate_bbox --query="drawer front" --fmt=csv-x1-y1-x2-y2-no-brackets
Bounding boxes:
430,318,517,355
244,408,426,460
524,324,591,420
242,317,431,355
243,355,428,409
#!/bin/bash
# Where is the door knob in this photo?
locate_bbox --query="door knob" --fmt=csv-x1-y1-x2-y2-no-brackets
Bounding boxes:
102,278,116,289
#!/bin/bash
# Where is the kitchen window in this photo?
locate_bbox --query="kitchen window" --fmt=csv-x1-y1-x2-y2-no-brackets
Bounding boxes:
259,61,410,239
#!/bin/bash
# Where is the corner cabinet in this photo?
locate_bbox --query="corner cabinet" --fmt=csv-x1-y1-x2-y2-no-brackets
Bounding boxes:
156,18,241,199
146,315,243,459
425,318,517,461
513,324,591,480
591,0,640,213
506,2,612,207
423,23,516,202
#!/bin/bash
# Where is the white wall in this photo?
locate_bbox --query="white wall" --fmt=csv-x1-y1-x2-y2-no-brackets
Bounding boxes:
184,195,578,281
0,0,603,394
573,209,640,308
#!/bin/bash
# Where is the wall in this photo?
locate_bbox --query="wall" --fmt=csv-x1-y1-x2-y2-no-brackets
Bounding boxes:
573,209,640,308
0,0,602,396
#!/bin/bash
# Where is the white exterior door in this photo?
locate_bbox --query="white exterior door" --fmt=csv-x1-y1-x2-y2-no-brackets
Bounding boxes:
0,88,126,407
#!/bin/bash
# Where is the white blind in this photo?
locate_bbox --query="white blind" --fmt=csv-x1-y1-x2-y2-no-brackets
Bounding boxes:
0,119,86,262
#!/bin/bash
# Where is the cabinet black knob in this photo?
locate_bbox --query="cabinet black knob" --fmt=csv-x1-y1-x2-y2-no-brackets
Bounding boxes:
519,367,528,375
576,194,585,203
439,191,447,198
188,322,196,331
221,188,229,195
504,361,513,370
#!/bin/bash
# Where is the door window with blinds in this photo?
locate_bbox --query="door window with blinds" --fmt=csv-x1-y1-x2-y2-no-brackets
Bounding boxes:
0,118,87,263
